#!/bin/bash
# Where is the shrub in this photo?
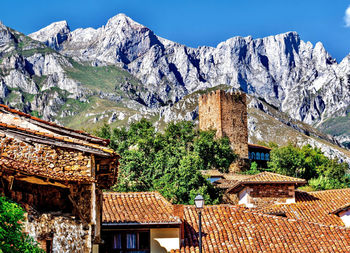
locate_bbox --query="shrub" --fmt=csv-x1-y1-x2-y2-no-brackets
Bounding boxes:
0,196,43,253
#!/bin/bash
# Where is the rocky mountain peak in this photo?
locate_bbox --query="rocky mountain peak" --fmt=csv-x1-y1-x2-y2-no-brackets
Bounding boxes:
105,13,146,30
29,20,70,50
3,14,350,150
0,23,15,47
0,21,6,30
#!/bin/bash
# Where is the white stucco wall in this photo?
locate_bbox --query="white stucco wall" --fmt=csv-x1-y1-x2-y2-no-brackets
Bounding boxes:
339,209,350,227
238,187,254,208
150,228,180,253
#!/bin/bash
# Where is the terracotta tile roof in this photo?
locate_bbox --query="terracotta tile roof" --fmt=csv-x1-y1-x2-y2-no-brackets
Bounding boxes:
222,172,306,193
0,155,95,183
243,171,306,183
0,121,117,158
200,169,224,178
213,179,240,189
0,104,108,145
102,192,181,225
259,189,350,226
173,205,350,253
331,203,350,215
223,173,252,181
248,143,272,150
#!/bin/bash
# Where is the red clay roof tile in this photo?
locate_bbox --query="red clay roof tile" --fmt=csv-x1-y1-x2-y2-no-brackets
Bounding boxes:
174,205,350,252
0,121,117,157
259,189,350,226
102,192,181,224
0,104,107,144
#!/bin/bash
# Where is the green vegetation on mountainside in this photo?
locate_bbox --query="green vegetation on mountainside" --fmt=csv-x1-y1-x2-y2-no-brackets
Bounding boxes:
319,112,350,148
64,60,144,93
59,96,142,131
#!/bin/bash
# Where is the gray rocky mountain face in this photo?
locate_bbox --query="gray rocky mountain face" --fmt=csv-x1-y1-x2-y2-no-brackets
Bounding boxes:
1,14,350,157
29,21,70,50
0,23,84,120
30,14,350,130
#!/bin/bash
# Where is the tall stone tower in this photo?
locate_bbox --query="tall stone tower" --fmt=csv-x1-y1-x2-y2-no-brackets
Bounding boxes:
198,90,248,159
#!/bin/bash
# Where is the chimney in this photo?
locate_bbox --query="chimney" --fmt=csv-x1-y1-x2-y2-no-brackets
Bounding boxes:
173,204,184,242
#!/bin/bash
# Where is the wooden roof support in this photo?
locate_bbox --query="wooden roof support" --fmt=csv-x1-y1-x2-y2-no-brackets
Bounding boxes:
0,128,111,157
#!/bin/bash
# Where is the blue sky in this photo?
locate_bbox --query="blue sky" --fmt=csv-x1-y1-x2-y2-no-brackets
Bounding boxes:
2,0,350,61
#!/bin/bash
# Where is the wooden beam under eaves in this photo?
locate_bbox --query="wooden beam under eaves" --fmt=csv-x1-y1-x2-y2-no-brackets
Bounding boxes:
15,176,69,188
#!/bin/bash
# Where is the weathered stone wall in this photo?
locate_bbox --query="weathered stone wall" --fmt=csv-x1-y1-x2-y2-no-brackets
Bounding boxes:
237,184,295,208
0,180,97,252
199,90,222,135
26,214,92,253
70,184,93,224
0,136,91,176
199,90,248,159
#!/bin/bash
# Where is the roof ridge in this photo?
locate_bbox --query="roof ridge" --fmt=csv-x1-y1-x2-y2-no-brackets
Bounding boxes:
103,191,159,195
0,122,116,157
242,207,350,230
0,104,108,144
309,188,350,193
246,171,306,181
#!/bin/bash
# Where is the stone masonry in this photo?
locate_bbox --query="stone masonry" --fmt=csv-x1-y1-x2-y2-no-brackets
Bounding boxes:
199,90,249,159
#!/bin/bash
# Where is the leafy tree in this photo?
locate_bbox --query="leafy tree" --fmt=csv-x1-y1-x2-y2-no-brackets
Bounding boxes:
97,119,237,204
268,143,305,178
267,143,350,190
244,161,261,175
0,196,43,253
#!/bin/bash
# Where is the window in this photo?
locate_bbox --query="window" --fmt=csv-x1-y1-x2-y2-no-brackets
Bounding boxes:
265,153,270,161
112,231,150,252
256,152,261,160
250,152,255,160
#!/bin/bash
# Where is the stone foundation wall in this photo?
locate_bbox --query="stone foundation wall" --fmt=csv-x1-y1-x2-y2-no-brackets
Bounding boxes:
26,214,92,253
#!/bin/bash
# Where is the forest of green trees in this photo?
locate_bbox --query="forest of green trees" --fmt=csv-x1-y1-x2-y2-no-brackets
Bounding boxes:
97,119,350,204
96,119,236,204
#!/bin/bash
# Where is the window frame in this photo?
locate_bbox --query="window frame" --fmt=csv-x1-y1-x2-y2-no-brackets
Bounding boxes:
111,230,150,252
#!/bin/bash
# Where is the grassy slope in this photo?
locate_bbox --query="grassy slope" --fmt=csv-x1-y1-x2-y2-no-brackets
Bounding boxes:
60,60,158,132
64,60,143,93
319,113,350,137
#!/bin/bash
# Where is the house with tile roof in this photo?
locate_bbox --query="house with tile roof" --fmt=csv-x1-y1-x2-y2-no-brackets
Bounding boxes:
0,104,120,253
172,205,350,253
258,188,350,227
101,191,350,253
202,170,306,208
101,192,182,253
